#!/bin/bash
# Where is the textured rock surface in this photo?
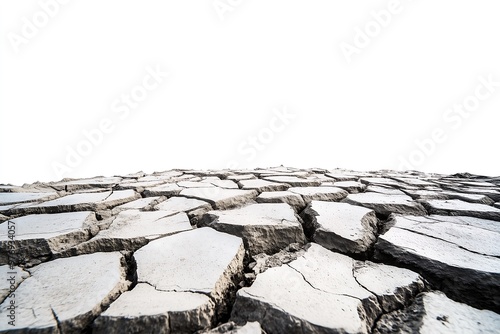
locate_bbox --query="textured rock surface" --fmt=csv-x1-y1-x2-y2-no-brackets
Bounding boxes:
344,192,427,216
94,227,244,333
200,203,306,255
375,214,500,312
0,252,129,333
301,201,378,255
0,211,98,265
1,167,499,333
232,243,425,333
374,291,500,333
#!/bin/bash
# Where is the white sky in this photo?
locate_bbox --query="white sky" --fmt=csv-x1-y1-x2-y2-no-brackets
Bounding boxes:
1,0,499,185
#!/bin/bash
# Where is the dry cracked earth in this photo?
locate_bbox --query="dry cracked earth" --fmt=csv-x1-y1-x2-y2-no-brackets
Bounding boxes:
1,167,499,333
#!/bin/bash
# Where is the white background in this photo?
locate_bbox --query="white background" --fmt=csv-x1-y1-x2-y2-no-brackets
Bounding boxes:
1,0,499,185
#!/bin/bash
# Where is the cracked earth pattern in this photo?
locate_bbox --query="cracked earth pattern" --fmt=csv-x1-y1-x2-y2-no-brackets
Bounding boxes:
0,167,499,333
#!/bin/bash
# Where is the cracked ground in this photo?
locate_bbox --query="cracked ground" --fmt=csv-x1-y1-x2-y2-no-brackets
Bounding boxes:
0,167,499,333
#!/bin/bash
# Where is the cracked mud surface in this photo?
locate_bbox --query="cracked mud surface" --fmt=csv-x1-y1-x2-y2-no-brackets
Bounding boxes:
0,167,499,333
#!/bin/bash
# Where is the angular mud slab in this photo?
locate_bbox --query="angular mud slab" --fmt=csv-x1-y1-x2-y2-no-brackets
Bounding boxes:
94,228,244,333
344,193,427,216
51,177,122,191
289,186,348,202
7,190,140,215
263,176,322,187
231,243,424,334
366,185,406,196
374,291,500,334
154,196,212,216
375,215,500,312
58,210,191,255
180,188,258,210
199,203,306,255
332,181,367,193
324,173,358,181
0,192,59,205
255,191,306,210
0,252,129,333
422,199,500,221
238,179,290,192
301,201,377,255
111,196,163,214
441,191,496,205
142,183,183,197
0,211,98,265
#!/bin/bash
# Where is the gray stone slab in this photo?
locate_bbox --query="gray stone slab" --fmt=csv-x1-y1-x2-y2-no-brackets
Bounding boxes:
344,193,427,216
0,192,58,205
332,181,366,193
0,211,98,265
154,196,212,215
180,188,257,210
58,210,192,255
94,228,244,333
366,185,406,196
51,177,122,191
8,190,140,214
255,191,306,210
263,176,321,187
143,183,183,197
375,215,500,311
301,201,377,254
232,243,424,334
422,199,500,221
374,292,500,334
0,252,129,333
238,179,290,192
200,203,306,255
289,186,348,202
111,196,163,214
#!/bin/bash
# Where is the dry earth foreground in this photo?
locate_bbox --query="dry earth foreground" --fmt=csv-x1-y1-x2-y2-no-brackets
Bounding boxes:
0,167,499,333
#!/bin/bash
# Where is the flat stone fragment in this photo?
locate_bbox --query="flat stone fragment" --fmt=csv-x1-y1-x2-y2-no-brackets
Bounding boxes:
95,228,245,333
200,203,306,255
366,185,406,196
154,196,212,215
0,211,98,265
375,215,500,311
0,192,58,205
374,291,500,334
441,191,495,204
0,252,129,333
232,243,424,334
9,190,140,214
238,179,290,192
263,176,322,187
289,186,348,202
495,202,500,209
301,201,377,254
0,265,30,302
360,177,402,188
344,193,427,216
255,191,306,210
143,183,183,197
202,179,239,189
422,199,500,221
111,196,163,213
180,188,257,210
324,173,358,181
59,210,191,255
52,177,122,191
94,283,215,334
332,181,366,193
227,174,257,181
